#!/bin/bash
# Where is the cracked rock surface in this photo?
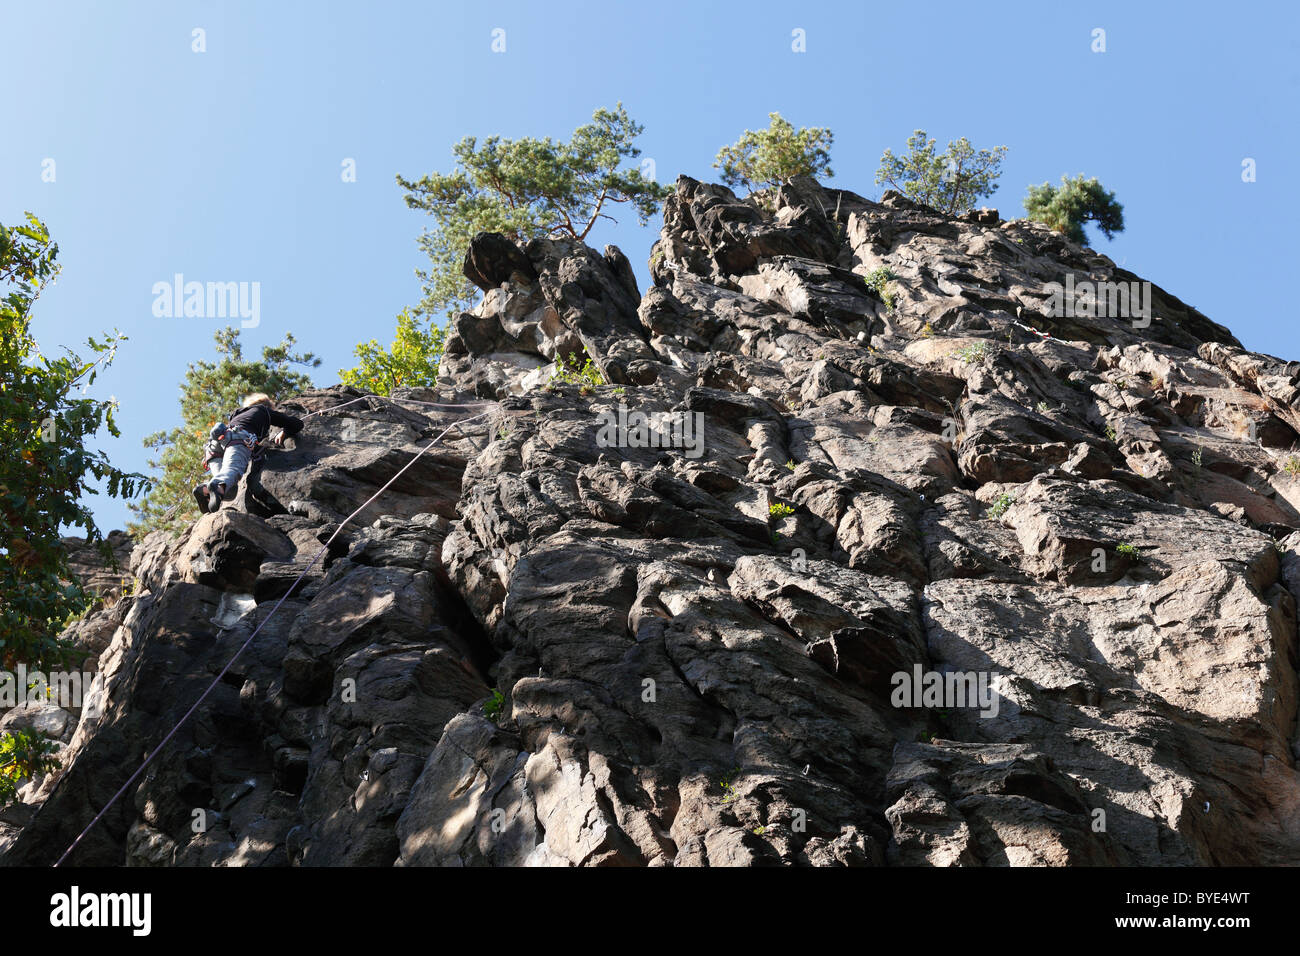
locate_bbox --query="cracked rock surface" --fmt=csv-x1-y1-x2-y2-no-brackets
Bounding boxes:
5,174,1300,866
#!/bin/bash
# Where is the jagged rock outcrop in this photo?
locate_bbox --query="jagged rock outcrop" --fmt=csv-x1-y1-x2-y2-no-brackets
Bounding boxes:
6,173,1300,866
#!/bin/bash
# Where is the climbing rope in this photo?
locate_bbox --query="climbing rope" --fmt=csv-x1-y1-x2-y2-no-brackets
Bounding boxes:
1011,318,1053,340
53,406,500,866
298,394,503,418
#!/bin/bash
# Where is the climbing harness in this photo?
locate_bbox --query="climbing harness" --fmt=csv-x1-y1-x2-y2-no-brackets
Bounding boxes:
53,405,501,866
204,424,260,466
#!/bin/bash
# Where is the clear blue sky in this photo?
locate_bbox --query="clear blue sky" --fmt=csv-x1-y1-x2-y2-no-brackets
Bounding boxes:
3,0,1296,532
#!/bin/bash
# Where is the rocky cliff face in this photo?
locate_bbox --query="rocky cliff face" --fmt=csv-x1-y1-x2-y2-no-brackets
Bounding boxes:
7,175,1300,866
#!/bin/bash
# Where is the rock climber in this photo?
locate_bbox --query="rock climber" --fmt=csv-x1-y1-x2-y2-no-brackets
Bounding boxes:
194,393,304,514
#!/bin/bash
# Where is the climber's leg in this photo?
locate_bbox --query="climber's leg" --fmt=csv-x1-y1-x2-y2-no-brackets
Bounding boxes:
208,442,252,509
194,455,227,514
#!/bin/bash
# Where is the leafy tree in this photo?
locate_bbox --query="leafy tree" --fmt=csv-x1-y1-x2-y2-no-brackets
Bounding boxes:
876,130,1008,215
339,308,446,396
397,102,671,318
1024,174,1125,245
0,214,149,671
713,112,835,195
130,327,319,535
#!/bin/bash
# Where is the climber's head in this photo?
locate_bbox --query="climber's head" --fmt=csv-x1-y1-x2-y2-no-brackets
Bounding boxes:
243,392,273,409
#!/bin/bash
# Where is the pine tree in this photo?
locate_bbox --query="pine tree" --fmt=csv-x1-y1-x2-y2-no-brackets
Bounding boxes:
876,130,1008,215
397,103,671,319
1024,175,1125,245
713,112,835,195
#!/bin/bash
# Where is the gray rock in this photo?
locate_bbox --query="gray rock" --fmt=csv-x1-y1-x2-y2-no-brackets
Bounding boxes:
8,169,1300,868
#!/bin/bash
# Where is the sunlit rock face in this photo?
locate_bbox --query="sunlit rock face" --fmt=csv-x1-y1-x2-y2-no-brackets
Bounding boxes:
8,175,1300,867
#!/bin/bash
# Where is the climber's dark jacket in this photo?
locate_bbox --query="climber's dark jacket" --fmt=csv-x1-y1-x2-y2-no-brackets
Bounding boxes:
228,404,305,442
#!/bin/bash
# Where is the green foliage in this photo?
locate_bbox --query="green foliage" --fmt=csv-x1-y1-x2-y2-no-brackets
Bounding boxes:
398,103,671,318
986,492,1015,520
862,267,897,312
718,766,742,803
0,214,150,670
482,689,506,723
548,351,606,389
1283,456,1300,477
339,309,445,396
1105,424,1118,443
876,130,1008,216
785,459,796,471
1191,447,1204,468
1115,542,1141,560
1024,175,1124,245
1036,401,1051,414
0,727,60,807
768,502,795,519
714,112,834,196
130,328,319,536
954,341,994,364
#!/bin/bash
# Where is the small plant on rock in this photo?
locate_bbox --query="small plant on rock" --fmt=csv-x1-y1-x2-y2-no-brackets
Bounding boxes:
1283,456,1300,477
1115,542,1141,560
719,766,742,803
482,689,507,724
769,502,795,520
549,350,606,389
863,267,897,313
986,492,1015,520
955,341,993,364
